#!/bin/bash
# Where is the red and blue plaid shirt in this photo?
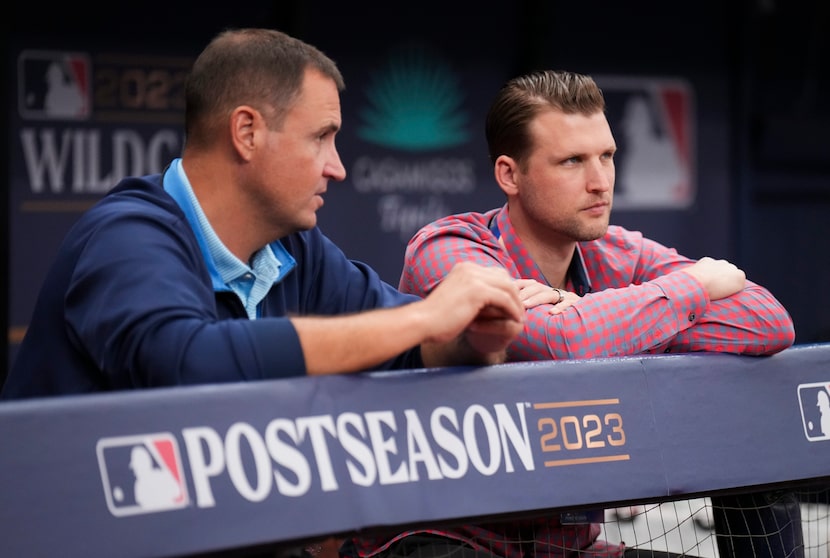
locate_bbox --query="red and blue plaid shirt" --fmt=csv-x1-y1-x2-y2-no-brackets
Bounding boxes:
348,205,794,558
401,205,794,360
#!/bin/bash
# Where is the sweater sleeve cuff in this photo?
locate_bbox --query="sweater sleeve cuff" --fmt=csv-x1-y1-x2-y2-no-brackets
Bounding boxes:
249,319,307,379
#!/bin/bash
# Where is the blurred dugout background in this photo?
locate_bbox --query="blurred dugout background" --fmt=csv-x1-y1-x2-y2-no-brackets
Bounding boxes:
3,2,830,555
5,0,829,376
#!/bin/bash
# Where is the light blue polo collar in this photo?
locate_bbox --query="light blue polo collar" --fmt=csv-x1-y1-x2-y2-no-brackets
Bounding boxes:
162,158,296,295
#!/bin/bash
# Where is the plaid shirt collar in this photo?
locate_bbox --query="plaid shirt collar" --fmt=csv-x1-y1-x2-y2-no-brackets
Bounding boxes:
491,204,593,296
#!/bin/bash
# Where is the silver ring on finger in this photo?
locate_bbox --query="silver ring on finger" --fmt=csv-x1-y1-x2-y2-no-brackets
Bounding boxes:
551,287,564,305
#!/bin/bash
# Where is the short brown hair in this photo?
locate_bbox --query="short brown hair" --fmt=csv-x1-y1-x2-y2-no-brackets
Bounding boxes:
485,70,605,165
184,28,345,146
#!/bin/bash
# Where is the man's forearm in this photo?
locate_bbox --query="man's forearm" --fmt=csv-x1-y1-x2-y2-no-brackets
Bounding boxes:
292,306,427,375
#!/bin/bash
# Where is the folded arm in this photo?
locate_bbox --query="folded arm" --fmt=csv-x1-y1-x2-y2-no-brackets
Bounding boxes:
401,220,795,361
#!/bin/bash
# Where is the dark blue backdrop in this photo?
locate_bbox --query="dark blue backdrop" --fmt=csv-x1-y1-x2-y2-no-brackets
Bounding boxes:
5,0,830,378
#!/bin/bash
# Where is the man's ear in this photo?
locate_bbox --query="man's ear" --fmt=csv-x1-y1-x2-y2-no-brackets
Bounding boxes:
494,155,520,196
229,105,259,161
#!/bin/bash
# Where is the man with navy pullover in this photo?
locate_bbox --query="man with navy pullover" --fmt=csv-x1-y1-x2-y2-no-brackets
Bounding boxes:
2,28,526,398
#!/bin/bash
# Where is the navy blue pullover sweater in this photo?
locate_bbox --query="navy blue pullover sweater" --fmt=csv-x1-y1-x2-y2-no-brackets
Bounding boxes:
3,174,422,398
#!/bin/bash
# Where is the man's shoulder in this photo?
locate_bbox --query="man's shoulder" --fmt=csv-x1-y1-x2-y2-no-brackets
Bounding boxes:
67,174,188,246
86,174,180,220
580,225,647,259
599,225,645,244
415,209,494,239
104,173,168,206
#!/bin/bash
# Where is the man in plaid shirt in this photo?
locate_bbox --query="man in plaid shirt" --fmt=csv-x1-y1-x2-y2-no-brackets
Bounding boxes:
345,70,795,558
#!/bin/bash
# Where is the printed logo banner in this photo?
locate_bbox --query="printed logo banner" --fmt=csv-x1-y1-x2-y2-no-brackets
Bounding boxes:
2,346,830,558
798,381,830,441
97,433,190,516
598,76,696,210
9,46,192,365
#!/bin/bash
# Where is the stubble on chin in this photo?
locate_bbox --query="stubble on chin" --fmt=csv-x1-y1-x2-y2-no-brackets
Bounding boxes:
574,219,610,242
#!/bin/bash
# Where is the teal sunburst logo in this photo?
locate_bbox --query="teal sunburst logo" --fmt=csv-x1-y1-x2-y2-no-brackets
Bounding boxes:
357,44,469,151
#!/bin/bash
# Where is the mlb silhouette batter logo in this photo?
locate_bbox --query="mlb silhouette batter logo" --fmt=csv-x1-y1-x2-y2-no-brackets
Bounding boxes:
797,382,830,442
97,433,189,516
598,76,694,210
18,50,91,120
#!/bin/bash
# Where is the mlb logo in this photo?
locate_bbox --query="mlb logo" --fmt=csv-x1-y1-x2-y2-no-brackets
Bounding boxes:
97,433,190,517
18,49,91,121
598,76,695,210
797,382,830,442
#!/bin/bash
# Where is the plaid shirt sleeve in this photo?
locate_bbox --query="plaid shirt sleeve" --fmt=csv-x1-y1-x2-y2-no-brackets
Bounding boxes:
610,232,796,356
664,280,795,354
399,212,795,361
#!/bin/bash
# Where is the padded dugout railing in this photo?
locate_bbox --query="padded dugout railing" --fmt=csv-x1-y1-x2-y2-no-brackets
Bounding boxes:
1,344,829,557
